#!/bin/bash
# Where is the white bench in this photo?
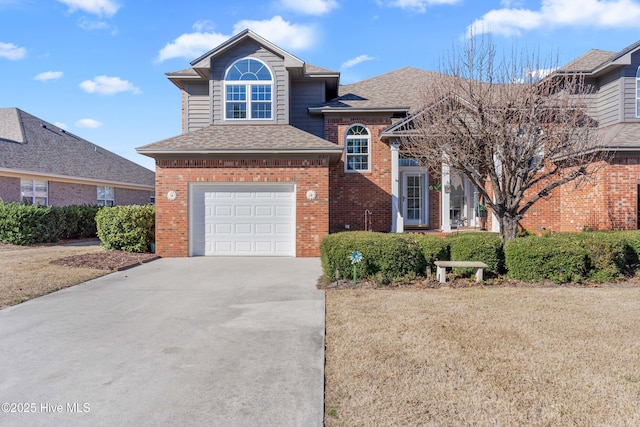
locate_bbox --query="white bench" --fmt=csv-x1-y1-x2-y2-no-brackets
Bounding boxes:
434,261,488,284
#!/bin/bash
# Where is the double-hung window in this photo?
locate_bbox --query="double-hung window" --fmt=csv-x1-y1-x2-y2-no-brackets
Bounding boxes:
224,58,273,120
97,186,114,206
345,125,371,172
21,179,48,206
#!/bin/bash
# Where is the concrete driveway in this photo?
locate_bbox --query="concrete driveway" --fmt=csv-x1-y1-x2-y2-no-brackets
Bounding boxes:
0,257,325,426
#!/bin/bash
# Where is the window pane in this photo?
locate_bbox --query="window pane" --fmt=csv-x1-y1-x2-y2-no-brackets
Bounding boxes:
21,180,33,196
97,186,105,200
34,197,47,206
34,181,47,197
105,186,114,200
251,85,271,101
251,103,271,119
226,85,246,101
226,103,247,119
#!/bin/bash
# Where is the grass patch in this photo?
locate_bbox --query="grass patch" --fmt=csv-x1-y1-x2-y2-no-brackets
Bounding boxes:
0,241,109,309
325,288,640,426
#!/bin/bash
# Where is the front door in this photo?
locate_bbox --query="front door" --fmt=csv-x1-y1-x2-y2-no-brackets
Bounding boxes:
403,173,423,226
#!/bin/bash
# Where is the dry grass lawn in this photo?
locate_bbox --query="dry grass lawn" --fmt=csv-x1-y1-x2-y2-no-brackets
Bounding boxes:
0,241,109,309
325,287,640,426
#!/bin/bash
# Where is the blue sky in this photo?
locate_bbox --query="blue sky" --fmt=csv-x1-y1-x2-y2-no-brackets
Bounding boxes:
2,0,640,171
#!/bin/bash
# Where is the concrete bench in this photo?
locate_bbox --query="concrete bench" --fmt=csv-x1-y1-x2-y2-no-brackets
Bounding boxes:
434,261,488,284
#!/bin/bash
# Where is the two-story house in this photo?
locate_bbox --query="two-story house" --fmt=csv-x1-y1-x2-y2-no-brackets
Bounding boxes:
137,30,640,257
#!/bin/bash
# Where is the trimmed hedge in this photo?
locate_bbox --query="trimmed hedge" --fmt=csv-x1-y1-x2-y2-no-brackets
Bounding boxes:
505,234,589,283
320,231,425,281
448,232,503,276
96,205,155,253
0,202,100,245
414,234,449,273
578,232,628,282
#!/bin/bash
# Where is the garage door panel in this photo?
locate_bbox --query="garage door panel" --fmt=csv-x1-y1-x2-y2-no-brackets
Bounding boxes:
191,184,295,256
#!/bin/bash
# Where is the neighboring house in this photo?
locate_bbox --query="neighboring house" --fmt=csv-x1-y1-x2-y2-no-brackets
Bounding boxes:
137,30,640,258
1,108,155,207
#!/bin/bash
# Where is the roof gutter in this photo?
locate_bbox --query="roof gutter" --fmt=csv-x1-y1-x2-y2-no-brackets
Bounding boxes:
0,167,154,191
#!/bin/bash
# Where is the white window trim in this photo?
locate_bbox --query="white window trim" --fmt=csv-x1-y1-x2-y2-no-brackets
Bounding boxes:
20,179,48,206
344,124,371,173
97,186,115,206
636,65,640,118
223,58,274,121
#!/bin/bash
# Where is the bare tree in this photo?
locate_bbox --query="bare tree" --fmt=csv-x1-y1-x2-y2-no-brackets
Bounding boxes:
402,35,605,242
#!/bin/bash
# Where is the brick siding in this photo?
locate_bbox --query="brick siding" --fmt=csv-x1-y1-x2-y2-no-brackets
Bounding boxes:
155,160,330,258
0,176,20,203
325,115,393,233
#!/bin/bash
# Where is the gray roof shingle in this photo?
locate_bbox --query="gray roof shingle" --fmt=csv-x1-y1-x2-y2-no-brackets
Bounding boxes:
137,124,343,153
0,108,154,187
557,49,617,73
315,67,440,113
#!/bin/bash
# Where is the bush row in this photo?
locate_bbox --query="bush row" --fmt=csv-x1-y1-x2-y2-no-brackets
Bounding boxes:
0,202,100,245
321,230,640,284
95,205,155,253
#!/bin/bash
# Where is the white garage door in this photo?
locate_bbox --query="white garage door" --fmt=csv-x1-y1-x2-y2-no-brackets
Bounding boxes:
190,184,296,256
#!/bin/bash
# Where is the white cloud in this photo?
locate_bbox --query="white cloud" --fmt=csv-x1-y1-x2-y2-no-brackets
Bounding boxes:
341,54,376,70
277,0,338,15
157,31,230,62
157,16,317,62
79,75,141,95
78,17,117,33
232,16,316,51
34,71,63,81
192,20,215,32
75,118,102,128
468,0,640,37
382,0,461,13
0,41,26,60
57,0,119,17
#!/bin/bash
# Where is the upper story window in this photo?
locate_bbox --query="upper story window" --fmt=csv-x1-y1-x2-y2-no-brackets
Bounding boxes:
21,179,48,206
97,186,114,206
345,125,371,172
224,58,273,120
636,66,640,117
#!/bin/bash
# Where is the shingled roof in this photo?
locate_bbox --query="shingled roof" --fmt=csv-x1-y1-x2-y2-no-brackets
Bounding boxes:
137,124,343,159
311,67,440,113
557,49,618,73
0,108,154,188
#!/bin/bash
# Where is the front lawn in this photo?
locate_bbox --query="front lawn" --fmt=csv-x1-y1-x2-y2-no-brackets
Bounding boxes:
324,287,640,426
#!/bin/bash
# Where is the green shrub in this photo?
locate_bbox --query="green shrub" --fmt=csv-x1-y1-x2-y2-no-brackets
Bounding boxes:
414,234,449,273
55,205,101,239
0,202,60,245
320,231,426,281
448,232,503,276
621,230,640,268
505,234,588,283
578,231,627,282
96,205,155,253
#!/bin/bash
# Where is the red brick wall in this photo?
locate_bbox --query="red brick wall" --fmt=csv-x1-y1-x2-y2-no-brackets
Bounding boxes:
49,182,96,206
325,116,393,233
520,157,639,233
155,159,330,257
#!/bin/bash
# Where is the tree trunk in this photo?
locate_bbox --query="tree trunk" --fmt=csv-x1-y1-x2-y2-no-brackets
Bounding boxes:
499,214,520,243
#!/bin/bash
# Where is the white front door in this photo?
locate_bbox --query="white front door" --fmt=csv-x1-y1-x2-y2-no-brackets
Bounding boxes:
403,173,424,226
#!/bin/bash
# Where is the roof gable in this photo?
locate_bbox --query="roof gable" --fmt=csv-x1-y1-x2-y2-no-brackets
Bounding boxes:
190,29,304,73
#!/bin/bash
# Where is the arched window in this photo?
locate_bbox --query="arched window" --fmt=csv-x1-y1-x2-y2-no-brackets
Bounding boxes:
636,66,640,117
345,125,370,172
224,58,273,120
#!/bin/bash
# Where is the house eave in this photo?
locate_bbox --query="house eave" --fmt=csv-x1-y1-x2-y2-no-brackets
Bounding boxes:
0,167,154,191
308,106,410,114
137,148,343,164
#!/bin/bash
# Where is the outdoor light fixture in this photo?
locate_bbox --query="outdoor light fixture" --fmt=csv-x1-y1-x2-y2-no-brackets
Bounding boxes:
167,190,177,201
